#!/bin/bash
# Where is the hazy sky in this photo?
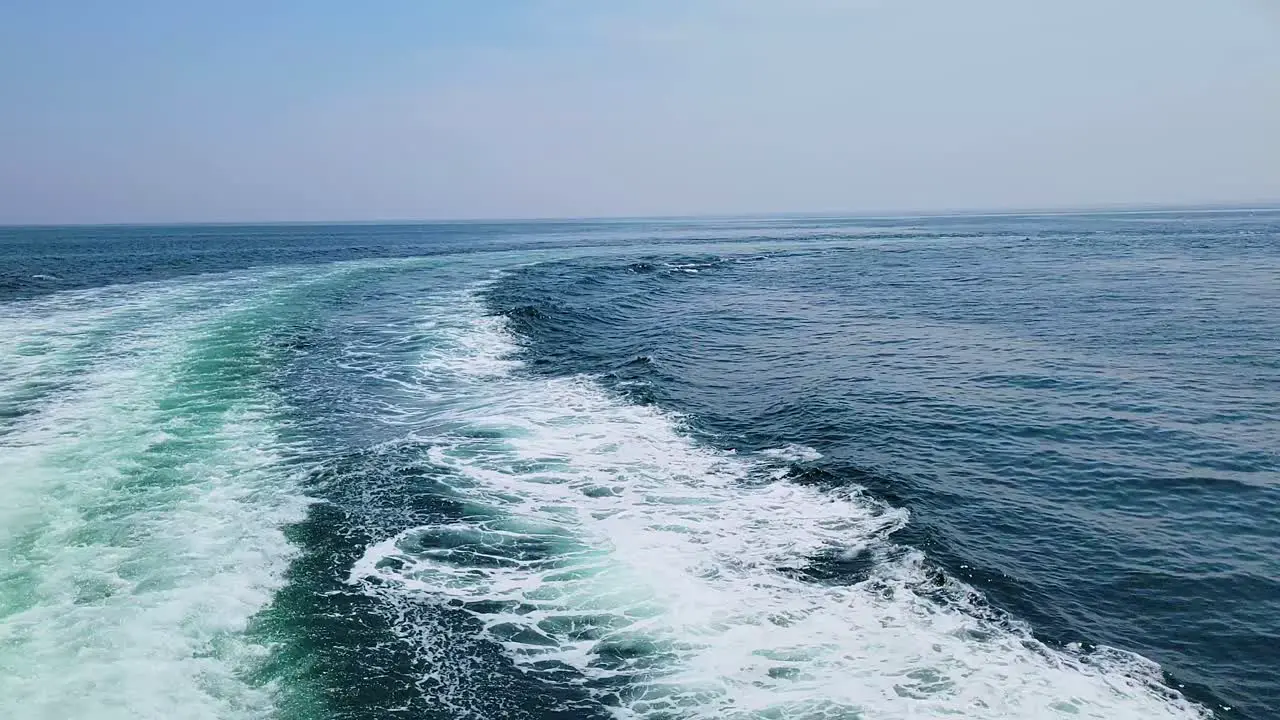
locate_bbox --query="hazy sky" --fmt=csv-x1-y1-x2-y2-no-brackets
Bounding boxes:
3,1,1279,223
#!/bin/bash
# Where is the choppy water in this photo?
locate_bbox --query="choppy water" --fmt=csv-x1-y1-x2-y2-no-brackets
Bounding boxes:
1,212,1277,719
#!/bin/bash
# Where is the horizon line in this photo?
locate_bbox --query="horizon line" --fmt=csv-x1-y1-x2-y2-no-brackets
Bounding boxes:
3,200,1280,230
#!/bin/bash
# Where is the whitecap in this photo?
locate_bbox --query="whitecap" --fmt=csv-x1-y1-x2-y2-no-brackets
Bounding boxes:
760,444,824,463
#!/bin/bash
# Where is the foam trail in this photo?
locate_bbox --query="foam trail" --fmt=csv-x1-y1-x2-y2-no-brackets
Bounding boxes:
0,274,311,720
350,285,1210,720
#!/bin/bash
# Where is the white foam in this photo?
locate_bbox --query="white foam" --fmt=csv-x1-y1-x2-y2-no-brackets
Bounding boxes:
349,284,1211,720
761,444,824,463
0,275,313,720
0,273,287,428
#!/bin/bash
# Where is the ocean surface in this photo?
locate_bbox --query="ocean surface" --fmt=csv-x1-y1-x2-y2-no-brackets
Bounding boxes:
1,211,1277,720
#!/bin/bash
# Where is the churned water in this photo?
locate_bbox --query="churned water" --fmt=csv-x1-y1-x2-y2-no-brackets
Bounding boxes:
1,212,1276,719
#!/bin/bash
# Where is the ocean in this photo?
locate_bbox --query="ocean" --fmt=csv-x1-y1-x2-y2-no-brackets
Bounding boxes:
0,211,1276,719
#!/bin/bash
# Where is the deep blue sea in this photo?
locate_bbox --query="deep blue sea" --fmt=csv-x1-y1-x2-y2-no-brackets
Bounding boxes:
1,212,1277,720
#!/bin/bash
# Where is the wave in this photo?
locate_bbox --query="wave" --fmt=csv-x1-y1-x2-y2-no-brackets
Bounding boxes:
345,282,1210,719
0,271,323,720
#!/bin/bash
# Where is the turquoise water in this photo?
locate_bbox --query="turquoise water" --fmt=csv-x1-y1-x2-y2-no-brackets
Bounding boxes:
0,212,1276,719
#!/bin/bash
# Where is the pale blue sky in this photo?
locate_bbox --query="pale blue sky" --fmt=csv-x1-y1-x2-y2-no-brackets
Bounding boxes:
3,1,1279,223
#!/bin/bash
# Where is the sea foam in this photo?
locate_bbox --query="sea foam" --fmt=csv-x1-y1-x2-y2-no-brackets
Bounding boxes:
347,284,1210,720
0,274,312,720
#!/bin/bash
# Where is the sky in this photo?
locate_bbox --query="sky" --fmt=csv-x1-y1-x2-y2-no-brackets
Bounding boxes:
2,0,1279,224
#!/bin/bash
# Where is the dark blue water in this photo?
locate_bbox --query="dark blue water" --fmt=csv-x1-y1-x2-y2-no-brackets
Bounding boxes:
1,211,1276,719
